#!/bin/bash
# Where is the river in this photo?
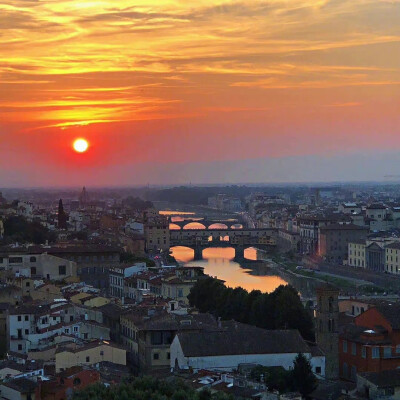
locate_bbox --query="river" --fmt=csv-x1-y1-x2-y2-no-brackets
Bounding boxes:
170,246,288,293
161,211,288,293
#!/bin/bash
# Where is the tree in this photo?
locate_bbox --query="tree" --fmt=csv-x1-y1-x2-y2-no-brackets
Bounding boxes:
2,216,56,245
188,278,314,340
291,353,317,397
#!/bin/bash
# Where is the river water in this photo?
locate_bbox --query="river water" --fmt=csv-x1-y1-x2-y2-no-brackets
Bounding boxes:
162,212,288,293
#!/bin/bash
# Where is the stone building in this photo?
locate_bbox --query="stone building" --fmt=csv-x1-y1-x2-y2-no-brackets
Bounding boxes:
318,223,368,264
315,284,339,380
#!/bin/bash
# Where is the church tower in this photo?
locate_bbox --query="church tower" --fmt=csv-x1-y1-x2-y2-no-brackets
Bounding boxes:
316,284,339,380
58,199,68,230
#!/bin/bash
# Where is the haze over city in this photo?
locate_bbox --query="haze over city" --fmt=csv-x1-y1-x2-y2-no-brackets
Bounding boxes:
1,0,400,186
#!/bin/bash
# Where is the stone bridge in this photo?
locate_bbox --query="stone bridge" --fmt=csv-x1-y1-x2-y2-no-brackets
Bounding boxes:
170,228,277,260
169,217,244,230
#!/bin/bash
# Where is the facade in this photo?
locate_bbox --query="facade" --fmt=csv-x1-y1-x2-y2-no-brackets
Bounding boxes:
357,369,400,399
348,240,366,268
171,324,325,377
120,309,218,373
39,367,100,400
298,215,347,255
339,303,400,381
385,243,400,275
55,341,126,373
315,285,339,380
108,263,147,298
318,223,368,264
143,210,170,252
0,378,37,400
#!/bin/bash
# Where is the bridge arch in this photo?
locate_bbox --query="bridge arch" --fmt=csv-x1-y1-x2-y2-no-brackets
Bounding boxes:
182,222,207,230
169,223,181,230
208,223,229,230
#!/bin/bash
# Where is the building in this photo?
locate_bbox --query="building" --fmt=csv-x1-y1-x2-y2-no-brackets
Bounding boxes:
338,203,362,215
385,242,400,275
108,263,147,298
315,285,339,380
339,302,400,381
39,366,100,400
0,251,77,281
55,341,126,373
120,308,218,373
171,322,325,376
348,240,367,268
318,223,368,264
0,378,38,400
143,210,170,253
0,244,121,287
357,369,400,399
298,214,348,255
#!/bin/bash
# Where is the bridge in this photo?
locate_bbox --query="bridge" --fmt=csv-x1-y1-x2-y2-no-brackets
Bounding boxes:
170,228,277,260
168,216,244,230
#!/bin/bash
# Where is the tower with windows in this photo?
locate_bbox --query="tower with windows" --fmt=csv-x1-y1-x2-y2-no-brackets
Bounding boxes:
316,284,339,379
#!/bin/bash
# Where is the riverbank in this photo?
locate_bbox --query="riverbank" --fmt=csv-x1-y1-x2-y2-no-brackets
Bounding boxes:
242,255,385,296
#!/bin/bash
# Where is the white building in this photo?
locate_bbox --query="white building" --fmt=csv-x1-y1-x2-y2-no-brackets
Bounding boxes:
0,251,77,280
109,263,147,298
171,324,325,378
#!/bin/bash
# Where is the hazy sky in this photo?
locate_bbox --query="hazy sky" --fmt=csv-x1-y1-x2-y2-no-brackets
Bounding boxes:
1,0,399,186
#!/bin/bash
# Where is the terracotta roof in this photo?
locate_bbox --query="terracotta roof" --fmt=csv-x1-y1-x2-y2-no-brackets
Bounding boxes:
2,378,37,393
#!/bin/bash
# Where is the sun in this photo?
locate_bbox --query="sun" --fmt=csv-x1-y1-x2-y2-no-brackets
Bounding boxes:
73,138,89,153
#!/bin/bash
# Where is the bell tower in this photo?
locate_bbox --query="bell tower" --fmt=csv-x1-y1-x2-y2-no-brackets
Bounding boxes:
316,284,339,380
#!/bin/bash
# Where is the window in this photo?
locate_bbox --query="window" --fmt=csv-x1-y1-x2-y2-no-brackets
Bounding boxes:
362,347,367,358
86,356,90,362
73,378,81,386
372,347,380,359
25,282,30,287
18,344,22,350
151,331,163,345
25,315,29,321
315,366,321,374
73,326,78,332
153,353,159,360
384,347,392,359
352,343,357,356
100,351,104,356
343,362,348,378
17,316,22,322
59,265,66,275
25,329,29,334
343,341,347,353
30,256,36,263
9,257,23,263
31,267,36,275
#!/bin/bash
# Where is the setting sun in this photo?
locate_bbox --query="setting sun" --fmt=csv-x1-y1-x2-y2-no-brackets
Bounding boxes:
73,138,89,153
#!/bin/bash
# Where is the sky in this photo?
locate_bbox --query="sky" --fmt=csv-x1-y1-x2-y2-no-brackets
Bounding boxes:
1,0,400,187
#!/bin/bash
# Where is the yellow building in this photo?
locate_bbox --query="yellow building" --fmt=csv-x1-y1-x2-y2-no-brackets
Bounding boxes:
55,341,126,373
70,293,110,308
385,242,400,274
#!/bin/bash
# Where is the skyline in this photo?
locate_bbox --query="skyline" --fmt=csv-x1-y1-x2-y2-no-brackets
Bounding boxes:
1,0,399,186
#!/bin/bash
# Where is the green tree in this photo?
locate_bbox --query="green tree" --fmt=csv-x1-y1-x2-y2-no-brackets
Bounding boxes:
291,353,317,397
188,278,314,340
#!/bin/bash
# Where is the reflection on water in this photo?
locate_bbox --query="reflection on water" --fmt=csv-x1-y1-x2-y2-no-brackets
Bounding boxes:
171,246,288,293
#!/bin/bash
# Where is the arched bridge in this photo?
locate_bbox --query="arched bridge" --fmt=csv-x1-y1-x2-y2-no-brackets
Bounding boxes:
169,217,244,230
170,228,278,260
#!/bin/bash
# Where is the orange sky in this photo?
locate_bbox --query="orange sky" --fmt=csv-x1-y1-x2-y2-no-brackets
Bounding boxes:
1,0,400,186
